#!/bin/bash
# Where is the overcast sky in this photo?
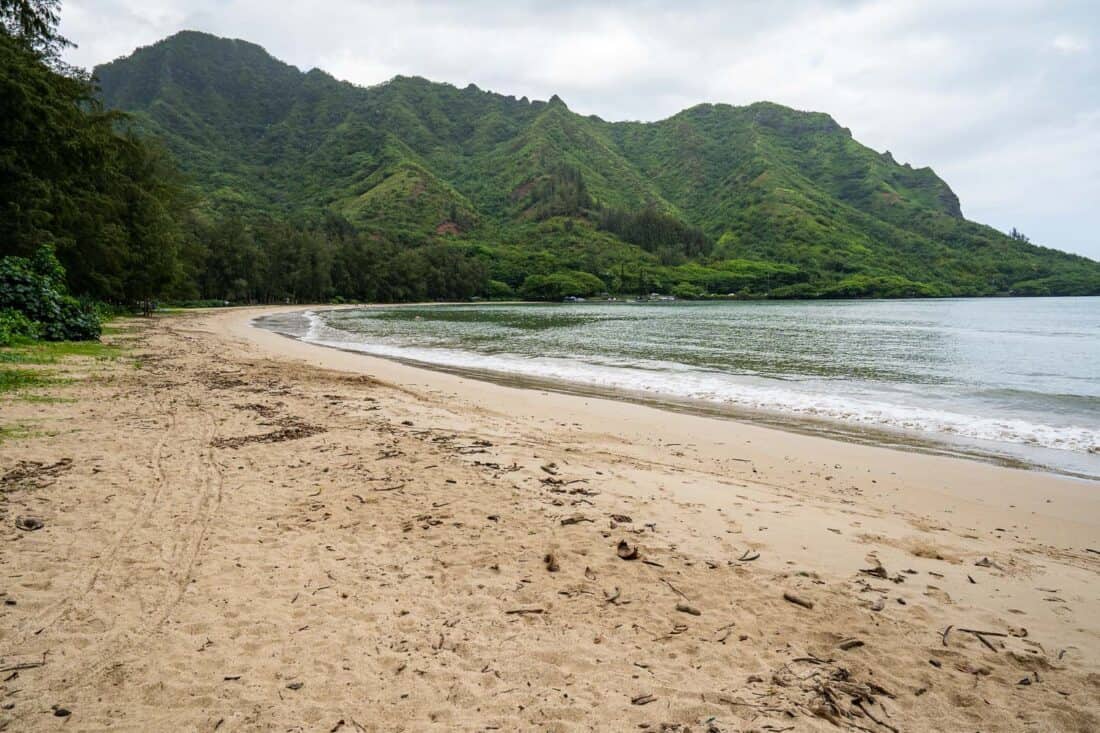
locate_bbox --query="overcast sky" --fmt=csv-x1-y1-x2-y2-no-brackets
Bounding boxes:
60,1,1099,260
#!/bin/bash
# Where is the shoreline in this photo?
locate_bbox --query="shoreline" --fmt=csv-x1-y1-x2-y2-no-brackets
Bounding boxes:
1,306,1097,731
227,306,1100,548
256,305,1099,481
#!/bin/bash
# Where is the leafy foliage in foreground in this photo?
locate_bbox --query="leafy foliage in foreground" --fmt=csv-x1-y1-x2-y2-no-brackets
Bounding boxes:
0,246,100,342
0,308,39,346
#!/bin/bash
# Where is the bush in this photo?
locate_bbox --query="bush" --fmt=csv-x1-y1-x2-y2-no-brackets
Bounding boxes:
0,246,101,342
486,280,514,299
0,309,39,346
671,282,705,299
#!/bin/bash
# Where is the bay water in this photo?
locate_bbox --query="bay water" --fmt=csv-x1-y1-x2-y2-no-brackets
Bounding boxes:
256,298,1100,479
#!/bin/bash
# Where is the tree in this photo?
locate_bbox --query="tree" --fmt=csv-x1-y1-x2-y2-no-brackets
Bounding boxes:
1,0,69,61
519,271,605,300
0,31,191,304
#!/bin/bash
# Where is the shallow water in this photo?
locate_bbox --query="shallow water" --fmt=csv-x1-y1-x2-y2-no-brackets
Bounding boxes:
256,298,1100,479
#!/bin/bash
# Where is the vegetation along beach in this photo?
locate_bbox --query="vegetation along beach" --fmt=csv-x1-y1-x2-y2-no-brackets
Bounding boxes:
2,1,1098,730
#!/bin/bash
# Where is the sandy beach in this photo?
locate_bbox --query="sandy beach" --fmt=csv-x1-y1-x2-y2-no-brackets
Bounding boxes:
1,306,1098,731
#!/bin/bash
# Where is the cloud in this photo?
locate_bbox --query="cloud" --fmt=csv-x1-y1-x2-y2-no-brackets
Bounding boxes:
1053,33,1089,54
59,0,1100,259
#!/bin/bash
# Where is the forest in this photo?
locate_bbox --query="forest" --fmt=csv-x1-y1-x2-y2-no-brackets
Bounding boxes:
3,1,1099,345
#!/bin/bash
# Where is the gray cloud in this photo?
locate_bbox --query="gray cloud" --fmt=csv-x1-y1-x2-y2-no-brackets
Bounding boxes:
61,0,1099,259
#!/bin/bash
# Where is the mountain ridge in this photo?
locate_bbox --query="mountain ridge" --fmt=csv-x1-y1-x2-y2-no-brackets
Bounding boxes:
91,30,1100,298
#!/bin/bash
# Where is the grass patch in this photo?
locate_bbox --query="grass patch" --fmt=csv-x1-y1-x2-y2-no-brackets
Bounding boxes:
0,424,34,444
0,424,58,444
0,368,54,393
0,350,35,364
0,340,120,365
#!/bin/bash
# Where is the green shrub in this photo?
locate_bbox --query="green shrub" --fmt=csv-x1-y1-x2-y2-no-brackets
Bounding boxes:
0,309,40,346
487,280,514,299
0,246,101,341
670,282,704,299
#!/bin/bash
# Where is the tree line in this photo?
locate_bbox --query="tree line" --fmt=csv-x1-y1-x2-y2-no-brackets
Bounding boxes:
186,215,488,304
0,1,493,313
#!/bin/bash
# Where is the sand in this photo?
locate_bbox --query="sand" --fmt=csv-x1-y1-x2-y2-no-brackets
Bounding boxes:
1,306,1097,732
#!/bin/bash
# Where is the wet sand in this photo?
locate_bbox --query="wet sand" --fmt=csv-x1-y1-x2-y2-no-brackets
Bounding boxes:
1,306,1097,731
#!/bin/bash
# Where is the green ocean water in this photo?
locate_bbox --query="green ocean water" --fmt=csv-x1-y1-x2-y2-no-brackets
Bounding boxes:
257,297,1100,478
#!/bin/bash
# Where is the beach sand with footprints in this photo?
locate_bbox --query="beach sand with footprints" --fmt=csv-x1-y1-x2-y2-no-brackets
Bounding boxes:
1,307,1098,731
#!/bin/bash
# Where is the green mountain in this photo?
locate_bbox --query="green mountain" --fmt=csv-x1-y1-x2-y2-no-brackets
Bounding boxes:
92,30,1100,298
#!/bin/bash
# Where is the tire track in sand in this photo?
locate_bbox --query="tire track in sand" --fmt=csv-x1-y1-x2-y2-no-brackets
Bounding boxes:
7,379,224,720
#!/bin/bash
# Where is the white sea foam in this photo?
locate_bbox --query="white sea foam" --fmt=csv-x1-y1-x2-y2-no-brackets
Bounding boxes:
298,312,1099,456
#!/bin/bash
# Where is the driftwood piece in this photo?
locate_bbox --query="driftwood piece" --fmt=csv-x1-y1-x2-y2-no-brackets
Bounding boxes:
661,577,689,600
783,592,814,609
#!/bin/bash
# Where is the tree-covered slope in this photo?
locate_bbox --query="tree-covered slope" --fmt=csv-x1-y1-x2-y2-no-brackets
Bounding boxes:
93,30,1100,298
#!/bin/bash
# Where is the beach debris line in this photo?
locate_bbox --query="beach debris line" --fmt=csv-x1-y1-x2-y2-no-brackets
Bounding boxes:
762,658,899,733
212,421,325,448
1,458,71,490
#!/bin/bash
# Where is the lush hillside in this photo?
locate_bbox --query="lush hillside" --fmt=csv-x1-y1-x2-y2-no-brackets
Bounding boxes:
92,30,1100,299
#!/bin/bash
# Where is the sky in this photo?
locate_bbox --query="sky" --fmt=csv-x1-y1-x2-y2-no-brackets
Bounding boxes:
60,0,1100,260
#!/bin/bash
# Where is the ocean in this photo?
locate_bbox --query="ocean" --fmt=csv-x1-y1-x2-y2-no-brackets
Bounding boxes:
255,298,1100,479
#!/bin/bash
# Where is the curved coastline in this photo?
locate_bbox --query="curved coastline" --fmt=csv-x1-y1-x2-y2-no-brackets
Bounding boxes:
252,305,1100,481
